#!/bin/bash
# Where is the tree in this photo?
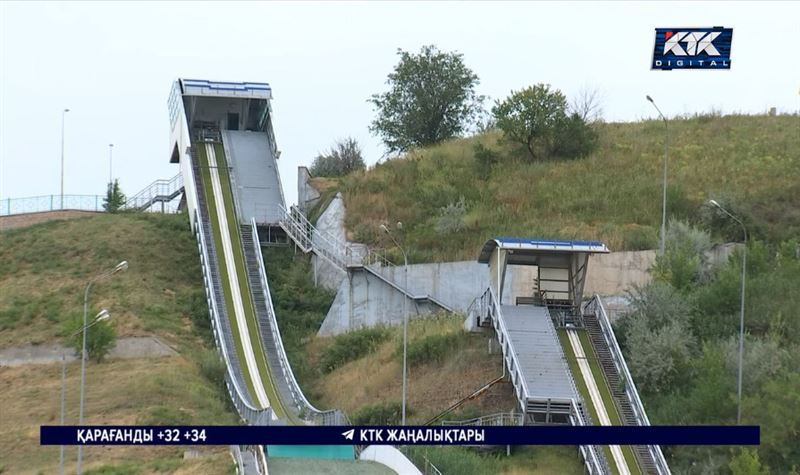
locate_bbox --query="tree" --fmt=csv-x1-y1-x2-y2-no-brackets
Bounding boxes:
103,179,126,213
67,316,117,363
493,84,599,161
309,137,366,177
369,45,484,153
569,86,604,124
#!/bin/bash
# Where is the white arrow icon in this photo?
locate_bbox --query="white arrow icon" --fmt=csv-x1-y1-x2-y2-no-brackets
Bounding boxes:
342,429,355,441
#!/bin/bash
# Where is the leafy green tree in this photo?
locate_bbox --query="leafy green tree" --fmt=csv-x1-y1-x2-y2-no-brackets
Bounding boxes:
652,219,712,291
103,179,126,213
67,315,117,362
729,448,769,475
310,137,366,177
369,45,484,153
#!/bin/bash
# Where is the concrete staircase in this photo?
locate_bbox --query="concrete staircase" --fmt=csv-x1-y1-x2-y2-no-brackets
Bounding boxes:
584,313,658,475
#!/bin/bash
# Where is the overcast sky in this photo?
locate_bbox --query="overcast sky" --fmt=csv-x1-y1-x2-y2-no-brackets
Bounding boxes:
1,1,798,207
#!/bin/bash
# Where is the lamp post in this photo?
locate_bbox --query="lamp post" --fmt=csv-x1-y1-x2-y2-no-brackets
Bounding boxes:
59,354,67,475
646,95,669,255
60,109,70,209
108,144,114,185
77,261,128,474
381,223,408,425
709,199,747,424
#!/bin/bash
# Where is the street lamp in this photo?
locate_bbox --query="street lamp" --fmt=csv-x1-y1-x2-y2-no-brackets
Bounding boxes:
381,222,409,426
77,261,127,474
61,109,70,209
709,199,747,425
646,95,669,255
108,144,114,185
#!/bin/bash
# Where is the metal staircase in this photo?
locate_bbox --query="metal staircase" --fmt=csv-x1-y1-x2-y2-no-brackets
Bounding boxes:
124,173,184,212
240,221,347,426
584,296,671,475
278,204,453,312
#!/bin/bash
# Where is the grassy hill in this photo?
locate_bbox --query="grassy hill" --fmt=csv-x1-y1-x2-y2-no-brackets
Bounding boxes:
327,114,799,262
0,213,237,474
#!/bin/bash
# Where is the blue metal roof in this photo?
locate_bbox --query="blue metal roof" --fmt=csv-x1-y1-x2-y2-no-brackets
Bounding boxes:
478,236,609,263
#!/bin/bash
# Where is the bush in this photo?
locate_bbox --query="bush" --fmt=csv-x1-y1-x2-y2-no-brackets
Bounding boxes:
309,137,366,177
435,197,467,234
472,142,499,178
651,218,712,291
351,402,403,425
551,112,598,159
198,349,228,401
65,315,117,362
319,326,390,373
403,331,467,367
622,225,658,251
492,83,597,161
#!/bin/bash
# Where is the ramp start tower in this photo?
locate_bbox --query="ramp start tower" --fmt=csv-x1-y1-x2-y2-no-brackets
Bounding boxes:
168,78,285,230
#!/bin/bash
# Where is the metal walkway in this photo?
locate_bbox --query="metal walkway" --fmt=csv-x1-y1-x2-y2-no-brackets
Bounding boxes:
468,287,610,474
501,305,579,403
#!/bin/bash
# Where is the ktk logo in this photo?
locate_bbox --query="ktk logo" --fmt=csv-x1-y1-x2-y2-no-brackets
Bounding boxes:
652,27,733,70
663,31,721,56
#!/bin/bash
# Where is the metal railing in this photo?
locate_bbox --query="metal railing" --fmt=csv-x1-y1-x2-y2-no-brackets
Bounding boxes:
585,295,671,475
278,204,453,311
0,194,104,216
441,412,523,427
250,217,348,426
124,173,184,211
1,174,183,217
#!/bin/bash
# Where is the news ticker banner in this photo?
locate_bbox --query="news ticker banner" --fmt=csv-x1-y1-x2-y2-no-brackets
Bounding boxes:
41,425,760,446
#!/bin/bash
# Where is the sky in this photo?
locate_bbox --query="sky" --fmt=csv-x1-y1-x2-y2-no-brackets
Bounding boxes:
1,1,798,207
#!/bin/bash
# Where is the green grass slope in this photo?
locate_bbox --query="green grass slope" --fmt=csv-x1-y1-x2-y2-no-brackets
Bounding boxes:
0,213,238,474
334,114,799,262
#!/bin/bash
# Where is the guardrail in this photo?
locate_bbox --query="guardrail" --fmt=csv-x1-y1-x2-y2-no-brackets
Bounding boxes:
250,217,348,426
1,175,183,217
585,295,671,475
1,194,104,216
441,412,523,427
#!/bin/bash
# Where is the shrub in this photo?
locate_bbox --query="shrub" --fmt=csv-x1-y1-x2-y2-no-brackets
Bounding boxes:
403,331,467,367
435,197,467,234
65,315,117,362
472,142,499,179
198,349,227,401
622,225,658,251
318,326,390,373
651,218,712,290
492,84,597,161
309,137,365,177
351,402,403,425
